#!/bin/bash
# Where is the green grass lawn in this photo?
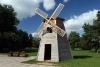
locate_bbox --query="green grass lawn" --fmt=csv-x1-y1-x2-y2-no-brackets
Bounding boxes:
22,48,38,56
55,50,100,67
22,50,100,67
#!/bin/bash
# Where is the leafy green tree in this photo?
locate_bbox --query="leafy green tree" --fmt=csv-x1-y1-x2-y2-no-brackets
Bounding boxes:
0,4,19,33
81,23,93,50
92,11,100,52
0,4,19,52
82,11,100,52
0,4,30,52
16,29,29,49
68,31,80,50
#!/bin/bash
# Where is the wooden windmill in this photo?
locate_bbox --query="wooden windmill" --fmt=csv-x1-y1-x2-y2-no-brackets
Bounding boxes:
34,3,73,62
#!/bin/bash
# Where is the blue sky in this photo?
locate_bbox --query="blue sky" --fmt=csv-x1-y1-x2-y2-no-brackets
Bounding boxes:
0,0,100,36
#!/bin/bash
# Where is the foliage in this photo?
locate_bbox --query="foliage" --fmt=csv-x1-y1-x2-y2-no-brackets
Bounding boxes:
0,4,19,52
0,4,19,33
0,4,40,52
15,29,30,49
81,23,93,50
81,11,100,52
68,31,80,50
92,11,100,52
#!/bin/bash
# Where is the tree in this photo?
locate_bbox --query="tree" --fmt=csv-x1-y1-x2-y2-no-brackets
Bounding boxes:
16,29,29,49
68,31,80,50
0,4,30,52
0,4,19,33
92,11,100,52
82,11,100,52
82,23,93,50
0,4,19,52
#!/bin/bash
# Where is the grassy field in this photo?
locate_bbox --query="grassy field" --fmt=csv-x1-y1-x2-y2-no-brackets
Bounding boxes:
22,50,100,67
22,48,38,56
55,50,100,67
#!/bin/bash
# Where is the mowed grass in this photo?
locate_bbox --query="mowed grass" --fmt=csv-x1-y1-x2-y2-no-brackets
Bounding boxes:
22,48,38,56
55,50,100,67
22,50,100,67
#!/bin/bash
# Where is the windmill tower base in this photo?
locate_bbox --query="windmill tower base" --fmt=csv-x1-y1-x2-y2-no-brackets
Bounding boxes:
37,33,73,62
37,17,73,62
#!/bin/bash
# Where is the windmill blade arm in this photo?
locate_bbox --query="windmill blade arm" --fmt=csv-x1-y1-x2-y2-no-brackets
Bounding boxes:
34,8,48,19
51,3,64,19
34,22,44,38
52,25,66,37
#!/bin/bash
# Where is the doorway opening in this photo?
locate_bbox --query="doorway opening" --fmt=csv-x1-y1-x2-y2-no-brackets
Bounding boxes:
44,44,51,60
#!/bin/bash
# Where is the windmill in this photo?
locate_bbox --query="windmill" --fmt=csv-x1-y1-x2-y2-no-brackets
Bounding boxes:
34,3,73,62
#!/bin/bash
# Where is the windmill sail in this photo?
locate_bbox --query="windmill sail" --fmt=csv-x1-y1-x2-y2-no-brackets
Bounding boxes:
35,8,48,19
51,3,64,19
34,8,48,38
34,22,44,38
43,3,65,37
34,3,66,37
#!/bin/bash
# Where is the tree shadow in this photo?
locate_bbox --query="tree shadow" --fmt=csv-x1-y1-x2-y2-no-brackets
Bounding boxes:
73,55,92,59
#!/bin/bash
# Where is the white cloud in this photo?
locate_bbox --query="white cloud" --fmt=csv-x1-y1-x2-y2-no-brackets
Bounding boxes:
43,0,56,11
0,0,56,19
63,0,69,3
64,9,98,35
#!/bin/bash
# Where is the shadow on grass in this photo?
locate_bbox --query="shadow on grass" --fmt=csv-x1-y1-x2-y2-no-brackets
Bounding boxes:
73,55,92,59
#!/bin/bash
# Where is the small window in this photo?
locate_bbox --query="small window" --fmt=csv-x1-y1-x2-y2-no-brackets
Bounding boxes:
47,27,52,33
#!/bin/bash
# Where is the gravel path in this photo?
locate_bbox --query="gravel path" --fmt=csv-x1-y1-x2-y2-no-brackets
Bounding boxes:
0,54,56,67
